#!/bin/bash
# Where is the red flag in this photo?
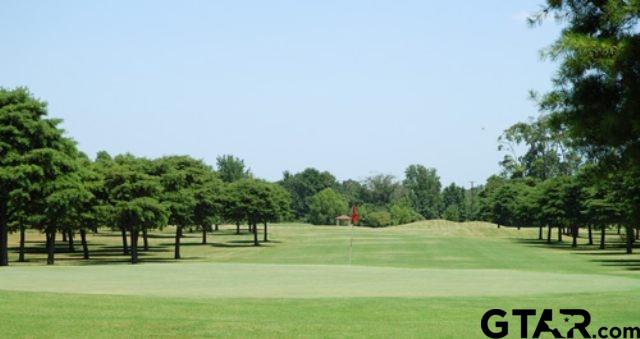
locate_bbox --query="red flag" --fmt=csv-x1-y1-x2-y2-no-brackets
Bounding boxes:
351,204,359,225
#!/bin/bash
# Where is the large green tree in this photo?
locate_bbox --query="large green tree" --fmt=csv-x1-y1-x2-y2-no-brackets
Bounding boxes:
152,156,211,259
279,168,337,219
103,155,168,264
498,116,581,180
403,164,442,219
192,173,225,244
216,155,251,183
307,188,348,226
0,88,82,266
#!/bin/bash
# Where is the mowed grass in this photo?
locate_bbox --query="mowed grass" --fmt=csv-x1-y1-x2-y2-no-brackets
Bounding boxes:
1,221,639,338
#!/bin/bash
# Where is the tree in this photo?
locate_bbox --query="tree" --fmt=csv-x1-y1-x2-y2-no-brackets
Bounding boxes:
261,183,291,242
279,168,337,219
103,155,168,264
0,87,76,266
216,155,251,183
362,174,404,207
307,188,348,225
536,177,568,243
403,165,442,219
442,183,466,221
498,116,581,180
535,1,640,163
534,1,640,253
337,179,366,206
152,156,211,259
226,179,289,246
68,154,103,260
192,174,225,244
487,181,519,228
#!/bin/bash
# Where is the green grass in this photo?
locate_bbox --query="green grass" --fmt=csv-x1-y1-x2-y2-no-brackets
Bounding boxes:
1,221,639,338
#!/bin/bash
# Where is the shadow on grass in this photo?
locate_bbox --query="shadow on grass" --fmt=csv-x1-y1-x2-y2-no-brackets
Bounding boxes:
511,237,640,271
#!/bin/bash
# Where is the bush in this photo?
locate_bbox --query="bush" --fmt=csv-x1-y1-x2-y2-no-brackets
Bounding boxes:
389,203,423,225
307,188,348,225
366,211,392,227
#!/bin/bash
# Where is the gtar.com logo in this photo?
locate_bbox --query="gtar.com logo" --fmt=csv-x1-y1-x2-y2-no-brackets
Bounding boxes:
481,309,640,339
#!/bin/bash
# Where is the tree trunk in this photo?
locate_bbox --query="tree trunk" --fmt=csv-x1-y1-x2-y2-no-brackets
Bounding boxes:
557,226,563,242
517,225,521,230
236,222,240,234
600,225,606,250
588,225,593,245
67,230,75,252
142,229,149,251
202,226,207,244
80,229,89,259
626,225,634,254
0,221,9,266
571,225,577,248
538,225,543,240
497,224,500,228
214,224,219,231
62,231,67,242
636,227,639,241
121,227,128,255
18,225,26,262
263,222,268,242
547,225,552,243
617,225,621,234
253,223,259,246
131,228,139,264
46,229,56,265
174,225,182,259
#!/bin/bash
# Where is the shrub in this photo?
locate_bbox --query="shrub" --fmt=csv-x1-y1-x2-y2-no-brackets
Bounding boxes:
389,203,423,225
366,211,392,227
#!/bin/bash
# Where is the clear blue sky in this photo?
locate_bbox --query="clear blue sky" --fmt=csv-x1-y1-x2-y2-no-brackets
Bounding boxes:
0,0,559,187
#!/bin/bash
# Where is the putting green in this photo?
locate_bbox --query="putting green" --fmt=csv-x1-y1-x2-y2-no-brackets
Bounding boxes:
1,262,638,299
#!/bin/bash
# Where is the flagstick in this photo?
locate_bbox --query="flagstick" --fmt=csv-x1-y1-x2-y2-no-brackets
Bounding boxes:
349,221,353,266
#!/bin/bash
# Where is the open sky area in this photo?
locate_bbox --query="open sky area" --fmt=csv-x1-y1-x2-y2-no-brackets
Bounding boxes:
0,0,560,186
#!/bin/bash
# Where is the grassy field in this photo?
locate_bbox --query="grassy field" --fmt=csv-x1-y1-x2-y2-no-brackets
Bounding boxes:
1,221,639,338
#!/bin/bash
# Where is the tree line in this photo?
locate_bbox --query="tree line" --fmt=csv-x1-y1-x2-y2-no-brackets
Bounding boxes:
0,88,291,266
481,0,640,254
278,167,480,227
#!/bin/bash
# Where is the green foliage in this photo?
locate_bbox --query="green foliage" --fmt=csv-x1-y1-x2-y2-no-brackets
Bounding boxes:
365,211,392,227
498,116,582,180
307,188,347,225
226,179,292,225
403,164,442,219
279,168,338,219
361,174,404,207
389,203,422,225
441,183,466,221
442,205,461,222
216,155,251,183
0,87,86,265
535,1,640,163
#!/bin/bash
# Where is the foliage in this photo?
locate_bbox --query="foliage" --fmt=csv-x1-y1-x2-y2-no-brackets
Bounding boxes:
279,168,338,219
307,188,347,225
216,154,251,183
389,203,422,225
403,164,442,219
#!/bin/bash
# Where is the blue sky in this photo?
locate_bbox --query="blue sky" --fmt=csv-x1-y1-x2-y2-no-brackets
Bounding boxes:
0,1,559,187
